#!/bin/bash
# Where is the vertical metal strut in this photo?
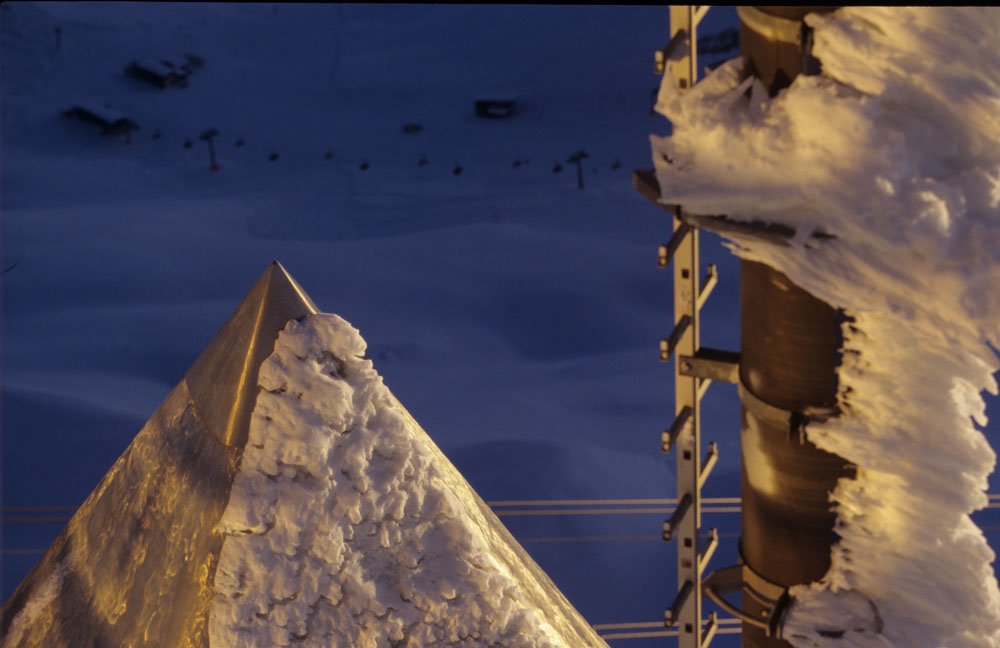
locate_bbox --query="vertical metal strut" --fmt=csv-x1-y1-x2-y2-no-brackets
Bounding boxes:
669,198,703,646
655,8,724,648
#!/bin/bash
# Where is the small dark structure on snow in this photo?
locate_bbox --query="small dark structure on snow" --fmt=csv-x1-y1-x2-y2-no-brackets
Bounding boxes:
199,128,219,171
567,149,589,189
124,54,203,89
475,96,516,119
62,102,139,143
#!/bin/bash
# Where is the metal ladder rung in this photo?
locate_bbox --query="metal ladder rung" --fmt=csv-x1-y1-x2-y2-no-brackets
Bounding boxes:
661,315,692,362
697,264,718,309
659,223,694,268
698,377,712,401
663,493,692,542
665,579,694,628
702,612,719,646
698,442,717,489
699,528,718,574
663,406,693,453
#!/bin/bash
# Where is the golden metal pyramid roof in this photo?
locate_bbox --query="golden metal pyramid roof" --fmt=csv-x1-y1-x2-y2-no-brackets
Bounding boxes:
0,262,318,647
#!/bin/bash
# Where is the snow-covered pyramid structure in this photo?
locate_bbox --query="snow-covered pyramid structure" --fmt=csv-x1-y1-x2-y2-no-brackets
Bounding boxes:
0,263,607,648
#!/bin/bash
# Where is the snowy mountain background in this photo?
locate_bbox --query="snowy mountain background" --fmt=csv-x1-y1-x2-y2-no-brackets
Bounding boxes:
2,4,999,647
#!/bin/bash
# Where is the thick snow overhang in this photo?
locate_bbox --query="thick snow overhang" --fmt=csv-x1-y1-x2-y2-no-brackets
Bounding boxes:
648,7,1000,648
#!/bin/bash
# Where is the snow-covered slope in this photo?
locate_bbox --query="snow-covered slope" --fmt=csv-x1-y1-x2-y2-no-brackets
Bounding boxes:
6,2,1000,647
651,7,1000,648
1,7,748,640
212,313,606,647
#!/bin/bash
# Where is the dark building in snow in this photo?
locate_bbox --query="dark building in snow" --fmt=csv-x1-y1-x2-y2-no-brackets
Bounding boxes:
474,96,517,118
124,54,203,89
62,102,139,142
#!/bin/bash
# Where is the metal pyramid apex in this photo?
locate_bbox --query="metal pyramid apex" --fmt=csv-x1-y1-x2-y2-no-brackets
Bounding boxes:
185,261,319,447
0,262,320,647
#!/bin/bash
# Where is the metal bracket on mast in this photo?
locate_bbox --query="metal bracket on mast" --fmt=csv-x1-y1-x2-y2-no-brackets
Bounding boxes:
738,380,839,444
701,561,791,639
679,348,740,384
633,169,837,247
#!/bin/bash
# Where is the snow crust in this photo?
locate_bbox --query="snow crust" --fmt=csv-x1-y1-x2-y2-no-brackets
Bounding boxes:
210,313,607,648
1,560,65,648
651,7,1000,648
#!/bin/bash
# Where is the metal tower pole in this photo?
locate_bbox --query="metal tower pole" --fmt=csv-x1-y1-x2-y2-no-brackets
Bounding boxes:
735,8,850,648
637,8,858,646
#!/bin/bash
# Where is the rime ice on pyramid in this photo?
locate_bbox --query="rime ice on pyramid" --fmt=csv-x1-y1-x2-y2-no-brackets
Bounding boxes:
0,263,607,648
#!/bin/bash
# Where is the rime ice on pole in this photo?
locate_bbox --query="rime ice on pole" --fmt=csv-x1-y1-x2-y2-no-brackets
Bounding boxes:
651,7,1000,648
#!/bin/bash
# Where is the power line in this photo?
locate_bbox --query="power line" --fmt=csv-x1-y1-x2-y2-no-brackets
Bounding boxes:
1,506,78,512
0,532,740,553
0,531,739,554
594,618,741,631
1,507,743,523
600,627,742,640
519,534,662,544
487,497,742,507
7,493,1000,515
1,549,46,555
6,494,1000,525
493,506,741,517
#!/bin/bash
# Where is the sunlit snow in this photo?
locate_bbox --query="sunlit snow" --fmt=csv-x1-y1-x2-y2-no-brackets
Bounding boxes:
651,7,1000,648
212,313,607,647
4,3,1000,648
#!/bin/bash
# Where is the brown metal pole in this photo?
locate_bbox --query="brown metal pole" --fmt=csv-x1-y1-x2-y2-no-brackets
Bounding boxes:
737,8,852,648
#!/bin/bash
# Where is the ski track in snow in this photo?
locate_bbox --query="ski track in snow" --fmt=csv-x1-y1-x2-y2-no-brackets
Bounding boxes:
652,7,1000,648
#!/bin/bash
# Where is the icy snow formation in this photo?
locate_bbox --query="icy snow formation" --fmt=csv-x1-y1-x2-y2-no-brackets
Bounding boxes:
651,7,1000,648
2,560,66,648
210,313,607,648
